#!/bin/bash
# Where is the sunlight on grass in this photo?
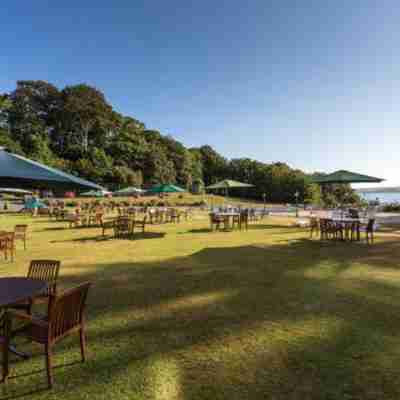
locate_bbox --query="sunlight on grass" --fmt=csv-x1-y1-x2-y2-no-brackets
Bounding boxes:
145,357,182,400
2,213,400,398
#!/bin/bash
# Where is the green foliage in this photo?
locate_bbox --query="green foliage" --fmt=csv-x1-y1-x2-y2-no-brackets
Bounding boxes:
382,203,400,212
321,184,362,207
0,128,24,154
1,80,358,205
304,183,322,205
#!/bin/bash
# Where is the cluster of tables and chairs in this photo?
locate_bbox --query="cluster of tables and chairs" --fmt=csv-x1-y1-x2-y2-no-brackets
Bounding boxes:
0,260,91,388
310,209,376,243
101,207,192,239
209,207,267,231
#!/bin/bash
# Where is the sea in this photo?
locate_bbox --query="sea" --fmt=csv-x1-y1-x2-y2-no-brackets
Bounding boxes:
358,191,400,204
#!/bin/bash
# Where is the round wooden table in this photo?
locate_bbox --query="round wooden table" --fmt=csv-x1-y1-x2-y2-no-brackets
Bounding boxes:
0,278,47,308
0,277,48,358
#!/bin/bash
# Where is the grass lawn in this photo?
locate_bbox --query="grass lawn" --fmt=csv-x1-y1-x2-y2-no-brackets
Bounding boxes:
1,212,400,399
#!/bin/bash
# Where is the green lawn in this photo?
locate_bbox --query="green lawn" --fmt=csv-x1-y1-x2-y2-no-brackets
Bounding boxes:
1,213,400,399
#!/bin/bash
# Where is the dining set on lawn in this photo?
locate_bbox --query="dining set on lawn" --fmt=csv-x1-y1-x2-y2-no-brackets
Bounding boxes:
102,207,191,239
308,170,384,244
209,207,266,231
0,260,91,388
310,209,376,243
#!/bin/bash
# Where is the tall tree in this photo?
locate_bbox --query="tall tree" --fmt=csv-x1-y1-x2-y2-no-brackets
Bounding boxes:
8,80,61,155
60,84,113,153
197,145,229,186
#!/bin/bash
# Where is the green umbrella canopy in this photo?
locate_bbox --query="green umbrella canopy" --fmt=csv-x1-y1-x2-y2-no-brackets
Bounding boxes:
147,184,186,194
311,170,384,185
206,179,254,190
113,186,144,195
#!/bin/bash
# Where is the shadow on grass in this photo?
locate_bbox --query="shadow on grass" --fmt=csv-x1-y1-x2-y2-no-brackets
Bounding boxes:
5,238,400,398
41,227,66,232
182,224,300,235
50,232,166,244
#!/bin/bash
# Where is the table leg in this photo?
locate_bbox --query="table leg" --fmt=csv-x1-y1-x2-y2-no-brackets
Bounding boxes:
0,310,30,359
9,344,29,359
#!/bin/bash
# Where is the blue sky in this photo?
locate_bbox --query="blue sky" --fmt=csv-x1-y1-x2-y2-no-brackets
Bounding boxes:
2,1,399,186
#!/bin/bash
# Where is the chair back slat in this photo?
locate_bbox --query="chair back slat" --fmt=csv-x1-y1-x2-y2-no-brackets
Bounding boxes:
28,260,61,296
14,225,28,234
48,283,91,341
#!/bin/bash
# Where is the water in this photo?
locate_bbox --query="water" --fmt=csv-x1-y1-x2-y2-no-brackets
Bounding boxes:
358,191,400,204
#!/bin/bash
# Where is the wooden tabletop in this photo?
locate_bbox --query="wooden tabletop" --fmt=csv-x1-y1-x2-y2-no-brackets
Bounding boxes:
215,212,240,217
330,218,366,223
0,277,47,308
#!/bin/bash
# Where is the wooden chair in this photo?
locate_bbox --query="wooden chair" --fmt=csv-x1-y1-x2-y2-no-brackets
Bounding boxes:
0,232,15,262
239,210,249,231
113,217,131,239
360,219,375,244
319,219,329,240
101,220,115,238
14,225,28,250
9,282,91,388
309,217,319,238
232,213,240,230
132,215,147,236
209,213,223,231
10,260,61,315
349,221,361,242
325,219,343,240
169,209,181,223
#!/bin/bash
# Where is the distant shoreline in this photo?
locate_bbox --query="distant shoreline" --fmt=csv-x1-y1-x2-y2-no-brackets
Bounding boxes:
356,187,400,193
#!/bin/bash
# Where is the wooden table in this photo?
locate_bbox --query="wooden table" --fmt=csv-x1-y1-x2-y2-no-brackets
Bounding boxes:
214,212,240,230
0,277,48,358
330,218,366,241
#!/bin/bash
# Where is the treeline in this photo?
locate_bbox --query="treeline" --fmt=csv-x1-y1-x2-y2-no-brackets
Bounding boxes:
0,80,355,204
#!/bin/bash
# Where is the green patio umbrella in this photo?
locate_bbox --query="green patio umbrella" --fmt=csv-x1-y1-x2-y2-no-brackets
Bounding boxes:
113,186,144,196
147,184,186,194
311,170,384,185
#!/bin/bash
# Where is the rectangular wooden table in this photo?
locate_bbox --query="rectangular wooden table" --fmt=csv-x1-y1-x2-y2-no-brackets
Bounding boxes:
214,212,240,231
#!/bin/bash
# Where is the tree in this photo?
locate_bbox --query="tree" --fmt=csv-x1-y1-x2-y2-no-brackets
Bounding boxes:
162,135,193,188
60,84,113,153
0,127,24,154
110,166,143,188
144,143,176,184
197,145,229,185
0,94,12,131
8,80,61,156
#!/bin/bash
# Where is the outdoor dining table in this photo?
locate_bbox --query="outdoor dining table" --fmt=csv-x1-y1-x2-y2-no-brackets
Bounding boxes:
0,277,48,358
330,217,366,241
214,212,240,230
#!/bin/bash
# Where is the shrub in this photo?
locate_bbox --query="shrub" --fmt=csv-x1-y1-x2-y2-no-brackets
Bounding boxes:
383,203,400,212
